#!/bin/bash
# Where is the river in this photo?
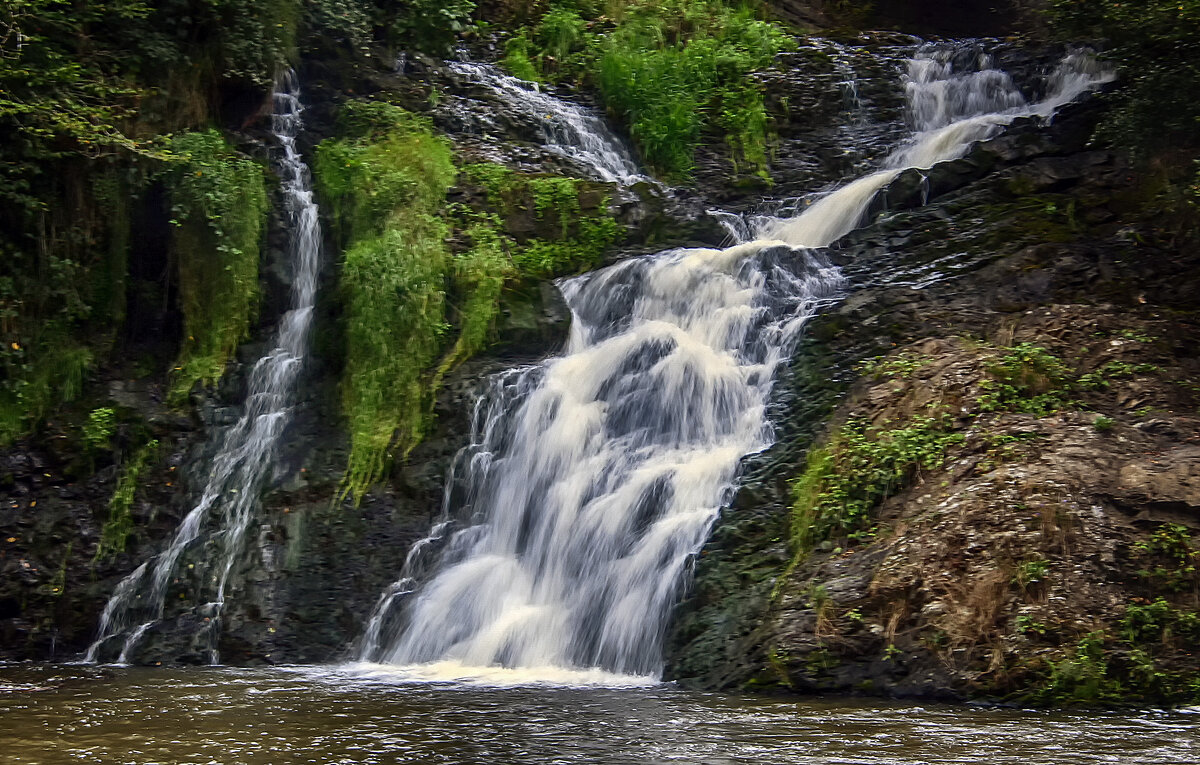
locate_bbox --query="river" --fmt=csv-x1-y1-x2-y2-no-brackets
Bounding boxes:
1,665,1196,764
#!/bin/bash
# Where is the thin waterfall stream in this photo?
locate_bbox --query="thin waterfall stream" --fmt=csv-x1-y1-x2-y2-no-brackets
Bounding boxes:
447,60,645,184
84,70,323,665
356,49,1112,683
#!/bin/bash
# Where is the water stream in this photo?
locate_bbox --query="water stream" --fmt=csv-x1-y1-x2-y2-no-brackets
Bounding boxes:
356,49,1112,683
84,70,323,665
447,60,645,184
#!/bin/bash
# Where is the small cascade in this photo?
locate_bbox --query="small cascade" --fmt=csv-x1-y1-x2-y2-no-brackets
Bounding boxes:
763,49,1112,247
448,61,644,184
358,47,1112,683
85,70,323,665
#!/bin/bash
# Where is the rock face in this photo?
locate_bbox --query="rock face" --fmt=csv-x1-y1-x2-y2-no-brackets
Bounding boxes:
667,95,1200,703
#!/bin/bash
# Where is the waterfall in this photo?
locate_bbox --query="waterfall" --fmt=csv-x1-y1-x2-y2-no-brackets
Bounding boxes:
355,49,1111,683
448,61,644,184
764,49,1112,247
85,70,323,665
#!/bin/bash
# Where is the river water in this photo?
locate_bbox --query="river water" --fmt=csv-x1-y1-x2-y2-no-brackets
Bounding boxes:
1,665,1196,764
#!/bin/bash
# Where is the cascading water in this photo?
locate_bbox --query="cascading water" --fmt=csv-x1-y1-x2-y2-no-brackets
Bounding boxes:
763,49,1111,247
357,48,1111,684
448,61,644,184
85,70,323,665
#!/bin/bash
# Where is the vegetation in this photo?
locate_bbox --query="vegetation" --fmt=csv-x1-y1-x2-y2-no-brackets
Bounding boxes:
789,414,964,557
978,343,1076,417
83,407,118,452
95,439,159,561
463,162,622,277
315,102,458,499
497,1,791,178
162,131,270,401
315,104,621,500
1047,0,1200,158
858,351,932,381
1,0,488,444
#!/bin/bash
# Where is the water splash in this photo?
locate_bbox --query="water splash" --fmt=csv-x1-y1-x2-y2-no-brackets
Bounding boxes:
360,49,1111,684
85,70,323,665
448,61,644,184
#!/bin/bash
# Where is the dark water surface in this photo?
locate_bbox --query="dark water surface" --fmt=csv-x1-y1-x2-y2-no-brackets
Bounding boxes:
1,665,1196,764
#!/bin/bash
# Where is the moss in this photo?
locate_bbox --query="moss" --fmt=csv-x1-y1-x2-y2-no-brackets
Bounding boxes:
436,216,516,378
317,107,622,501
339,217,451,499
0,344,91,444
161,130,269,403
315,102,459,246
461,162,622,277
316,103,459,501
95,439,159,562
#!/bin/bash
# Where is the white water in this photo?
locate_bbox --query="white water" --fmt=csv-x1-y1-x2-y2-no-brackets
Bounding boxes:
85,70,323,665
358,49,1111,683
449,60,644,184
763,49,1112,247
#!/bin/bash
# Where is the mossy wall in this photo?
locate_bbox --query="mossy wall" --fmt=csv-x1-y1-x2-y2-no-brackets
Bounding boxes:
162,131,270,402
315,101,622,501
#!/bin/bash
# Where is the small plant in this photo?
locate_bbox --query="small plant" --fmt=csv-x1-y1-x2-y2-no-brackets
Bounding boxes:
1092,415,1114,432
83,407,117,451
1132,524,1199,592
1078,361,1161,391
1034,631,1119,704
1016,614,1049,637
1118,329,1155,343
858,351,932,381
882,643,902,662
1013,558,1050,591
978,343,1075,416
